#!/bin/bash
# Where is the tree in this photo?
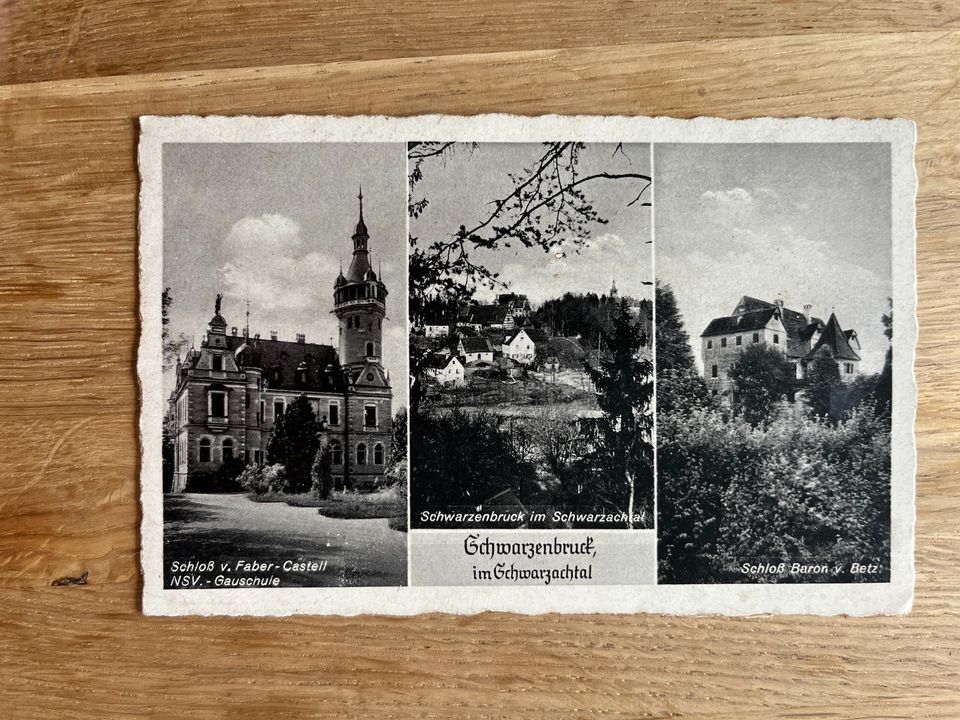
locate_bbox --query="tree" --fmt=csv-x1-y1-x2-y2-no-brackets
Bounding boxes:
161,287,189,370
411,407,537,524
528,408,585,487
655,283,711,417
874,299,893,417
266,395,320,493
583,300,654,528
805,353,842,419
728,344,795,426
391,407,408,466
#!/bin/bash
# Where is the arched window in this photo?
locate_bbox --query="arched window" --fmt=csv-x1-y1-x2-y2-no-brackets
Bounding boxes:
374,443,384,465
330,441,342,466
366,342,374,357
356,443,367,466
222,437,234,461
199,437,211,463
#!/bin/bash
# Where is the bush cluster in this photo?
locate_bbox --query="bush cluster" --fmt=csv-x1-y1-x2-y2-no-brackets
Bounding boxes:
658,404,891,584
238,463,287,496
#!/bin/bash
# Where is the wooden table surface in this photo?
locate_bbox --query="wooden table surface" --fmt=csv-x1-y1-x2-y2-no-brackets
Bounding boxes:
2,2,958,717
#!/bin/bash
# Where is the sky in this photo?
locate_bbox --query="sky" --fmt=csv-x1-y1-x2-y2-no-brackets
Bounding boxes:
162,142,408,408
655,143,892,374
410,143,653,305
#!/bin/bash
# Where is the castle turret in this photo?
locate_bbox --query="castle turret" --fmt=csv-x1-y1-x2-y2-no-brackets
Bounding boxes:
333,188,388,368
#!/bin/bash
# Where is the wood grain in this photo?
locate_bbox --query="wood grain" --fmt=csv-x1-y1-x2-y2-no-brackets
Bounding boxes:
1,18,959,719
3,1,960,85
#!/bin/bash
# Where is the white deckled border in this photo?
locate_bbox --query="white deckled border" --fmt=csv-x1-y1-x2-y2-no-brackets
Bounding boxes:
138,115,916,617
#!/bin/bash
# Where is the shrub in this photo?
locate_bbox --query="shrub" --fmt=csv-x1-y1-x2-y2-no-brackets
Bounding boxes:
311,443,334,500
240,463,287,495
658,405,891,584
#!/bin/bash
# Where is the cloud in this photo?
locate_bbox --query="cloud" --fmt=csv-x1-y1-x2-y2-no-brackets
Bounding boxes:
223,214,303,255
216,213,408,408
485,232,651,305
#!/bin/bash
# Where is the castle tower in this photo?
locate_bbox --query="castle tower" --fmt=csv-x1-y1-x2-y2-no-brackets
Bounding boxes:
333,188,388,368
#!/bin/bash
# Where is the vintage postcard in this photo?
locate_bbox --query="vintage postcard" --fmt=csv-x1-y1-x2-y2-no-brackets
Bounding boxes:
139,115,915,615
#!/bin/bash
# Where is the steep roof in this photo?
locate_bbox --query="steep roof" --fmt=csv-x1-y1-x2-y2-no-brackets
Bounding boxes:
460,336,493,353
805,313,861,362
703,296,826,359
503,327,532,345
702,308,777,337
468,304,509,324
227,335,344,392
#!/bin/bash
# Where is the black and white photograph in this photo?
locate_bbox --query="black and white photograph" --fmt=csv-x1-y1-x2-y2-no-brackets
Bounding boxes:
655,143,894,584
407,142,654,530
159,142,409,588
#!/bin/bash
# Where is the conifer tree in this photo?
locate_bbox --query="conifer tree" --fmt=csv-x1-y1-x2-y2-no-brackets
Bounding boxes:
266,395,320,493
583,299,654,528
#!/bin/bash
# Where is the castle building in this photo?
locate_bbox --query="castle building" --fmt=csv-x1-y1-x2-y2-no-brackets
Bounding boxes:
701,295,861,397
169,191,393,492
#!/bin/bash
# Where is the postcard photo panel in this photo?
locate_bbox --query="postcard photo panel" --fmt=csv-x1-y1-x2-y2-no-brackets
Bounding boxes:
654,142,894,585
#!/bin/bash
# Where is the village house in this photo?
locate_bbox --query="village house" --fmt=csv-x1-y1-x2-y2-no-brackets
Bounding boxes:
421,316,451,338
425,354,465,387
502,328,537,365
459,336,495,364
701,295,861,397
168,193,393,492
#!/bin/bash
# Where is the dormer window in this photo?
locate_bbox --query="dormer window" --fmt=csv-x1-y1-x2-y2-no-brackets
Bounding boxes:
211,354,223,371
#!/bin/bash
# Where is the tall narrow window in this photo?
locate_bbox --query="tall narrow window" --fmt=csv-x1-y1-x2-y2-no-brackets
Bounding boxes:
364,405,377,428
374,443,384,465
211,354,223,371
721,337,727,348
331,441,342,466
328,402,340,426
199,437,211,463
773,334,780,345
711,365,718,378
222,437,234,462
274,399,284,420
366,342,374,357
209,392,226,418
707,340,713,349
753,333,759,343
259,400,264,426
356,443,367,466
735,336,742,346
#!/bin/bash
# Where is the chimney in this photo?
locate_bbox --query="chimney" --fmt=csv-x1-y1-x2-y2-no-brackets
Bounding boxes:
774,297,784,309
231,326,238,336
296,333,306,343
270,330,278,341
803,304,813,322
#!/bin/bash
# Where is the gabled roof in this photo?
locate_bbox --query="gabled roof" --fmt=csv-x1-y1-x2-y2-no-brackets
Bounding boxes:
503,327,532,345
805,313,861,362
460,336,493,353
468,304,509,324
425,353,461,369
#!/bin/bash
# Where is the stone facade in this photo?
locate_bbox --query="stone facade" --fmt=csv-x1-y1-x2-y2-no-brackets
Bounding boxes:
170,193,393,492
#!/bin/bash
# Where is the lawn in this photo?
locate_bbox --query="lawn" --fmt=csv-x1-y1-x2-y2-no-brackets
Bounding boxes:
249,486,406,525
